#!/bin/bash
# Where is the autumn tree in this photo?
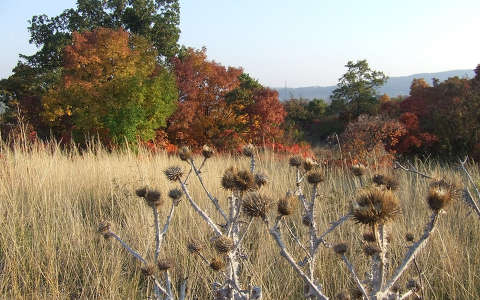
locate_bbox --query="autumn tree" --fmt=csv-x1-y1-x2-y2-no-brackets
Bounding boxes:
331,60,387,118
167,47,243,150
226,73,286,145
42,28,177,144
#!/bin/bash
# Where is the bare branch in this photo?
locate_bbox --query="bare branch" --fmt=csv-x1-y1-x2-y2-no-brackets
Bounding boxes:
383,212,439,292
340,255,370,300
179,180,223,236
268,219,329,300
189,159,229,222
394,161,433,179
157,203,176,251
108,231,146,264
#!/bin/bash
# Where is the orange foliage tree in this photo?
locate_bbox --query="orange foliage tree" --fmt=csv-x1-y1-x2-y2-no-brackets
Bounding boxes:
168,48,286,151
167,47,243,149
340,114,406,166
42,28,178,145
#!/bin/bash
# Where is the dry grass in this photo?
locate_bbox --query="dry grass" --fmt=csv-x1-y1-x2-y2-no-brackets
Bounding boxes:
0,143,479,299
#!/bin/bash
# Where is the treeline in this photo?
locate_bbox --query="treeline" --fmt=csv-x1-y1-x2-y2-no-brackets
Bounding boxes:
285,63,480,161
0,0,479,160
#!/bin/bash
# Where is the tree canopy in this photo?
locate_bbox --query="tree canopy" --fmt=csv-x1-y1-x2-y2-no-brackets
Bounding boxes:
42,28,178,145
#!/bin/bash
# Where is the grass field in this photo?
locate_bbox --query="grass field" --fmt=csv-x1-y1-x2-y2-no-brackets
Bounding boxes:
1,142,479,299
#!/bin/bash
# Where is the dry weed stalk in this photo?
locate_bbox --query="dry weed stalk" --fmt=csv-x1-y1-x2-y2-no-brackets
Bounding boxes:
167,145,262,300
98,186,185,300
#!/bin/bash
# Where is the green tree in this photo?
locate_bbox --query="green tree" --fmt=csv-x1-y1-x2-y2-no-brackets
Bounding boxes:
24,0,180,73
331,59,387,118
42,28,177,145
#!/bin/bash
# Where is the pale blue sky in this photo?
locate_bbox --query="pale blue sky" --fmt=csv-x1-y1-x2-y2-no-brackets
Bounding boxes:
1,0,479,87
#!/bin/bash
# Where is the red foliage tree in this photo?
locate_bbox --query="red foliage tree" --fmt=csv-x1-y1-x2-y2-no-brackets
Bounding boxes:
167,47,243,149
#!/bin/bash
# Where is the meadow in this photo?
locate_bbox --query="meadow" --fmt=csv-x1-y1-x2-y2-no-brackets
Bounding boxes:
0,142,479,299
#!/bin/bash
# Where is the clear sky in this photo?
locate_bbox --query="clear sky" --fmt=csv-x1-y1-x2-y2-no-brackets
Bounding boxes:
1,0,479,87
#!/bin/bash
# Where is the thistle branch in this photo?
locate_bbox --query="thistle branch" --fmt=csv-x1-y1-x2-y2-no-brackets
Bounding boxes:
383,212,439,292
394,161,433,179
179,179,222,236
189,159,229,222
340,254,370,300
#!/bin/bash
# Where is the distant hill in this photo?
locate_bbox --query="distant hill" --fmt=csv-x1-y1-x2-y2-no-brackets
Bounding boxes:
274,69,475,101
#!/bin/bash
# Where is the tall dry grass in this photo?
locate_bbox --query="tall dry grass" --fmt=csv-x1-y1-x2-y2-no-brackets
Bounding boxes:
0,142,479,299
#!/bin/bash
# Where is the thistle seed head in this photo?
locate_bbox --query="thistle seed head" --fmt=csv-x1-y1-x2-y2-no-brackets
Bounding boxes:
214,236,234,253
307,171,324,185
135,187,147,198
221,167,238,190
372,174,399,190
254,172,268,188
210,257,225,271
333,243,348,255
289,155,303,167
406,279,420,291
242,144,255,157
164,166,183,181
201,145,214,159
141,264,155,276
302,214,313,227
178,146,192,161
168,188,183,205
352,188,401,225
278,195,297,216
336,291,351,300
145,190,163,208
427,179,457,211
362,232,376,242
242,192,272,218
235,170,255,191
187,239,204,253
303,158,317,171
157,258,174,271
363,245,380,256
98,221,112,239
405,232,415,242
351,164,367,177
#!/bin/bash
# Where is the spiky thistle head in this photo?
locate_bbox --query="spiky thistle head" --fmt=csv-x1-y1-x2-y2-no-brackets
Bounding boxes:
363,245,380,257
307,171,324,185
277,195,297,216
254,172,268,188
235,170,255,191
302,214,313,227
289,155,303,167
336,291,351,300
178,146,192,161
135,187,147,198
168,188,183,205
221,167,238,190
303,158,317,171
372,174,399,190
352,187,401,225
406,279,420,292
145,190,163,208
427,179,457,211
141,264,155,276
362,232,376,242
210,257,225,271
98,221,111,238
214,236,234,253
201,145,214,159
187,239,203,253
351,164,367,177
157,258,174,271
164,166,183,181
242,144,255,157
405,232,415,242
242,192,272,218
333,243,348,255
